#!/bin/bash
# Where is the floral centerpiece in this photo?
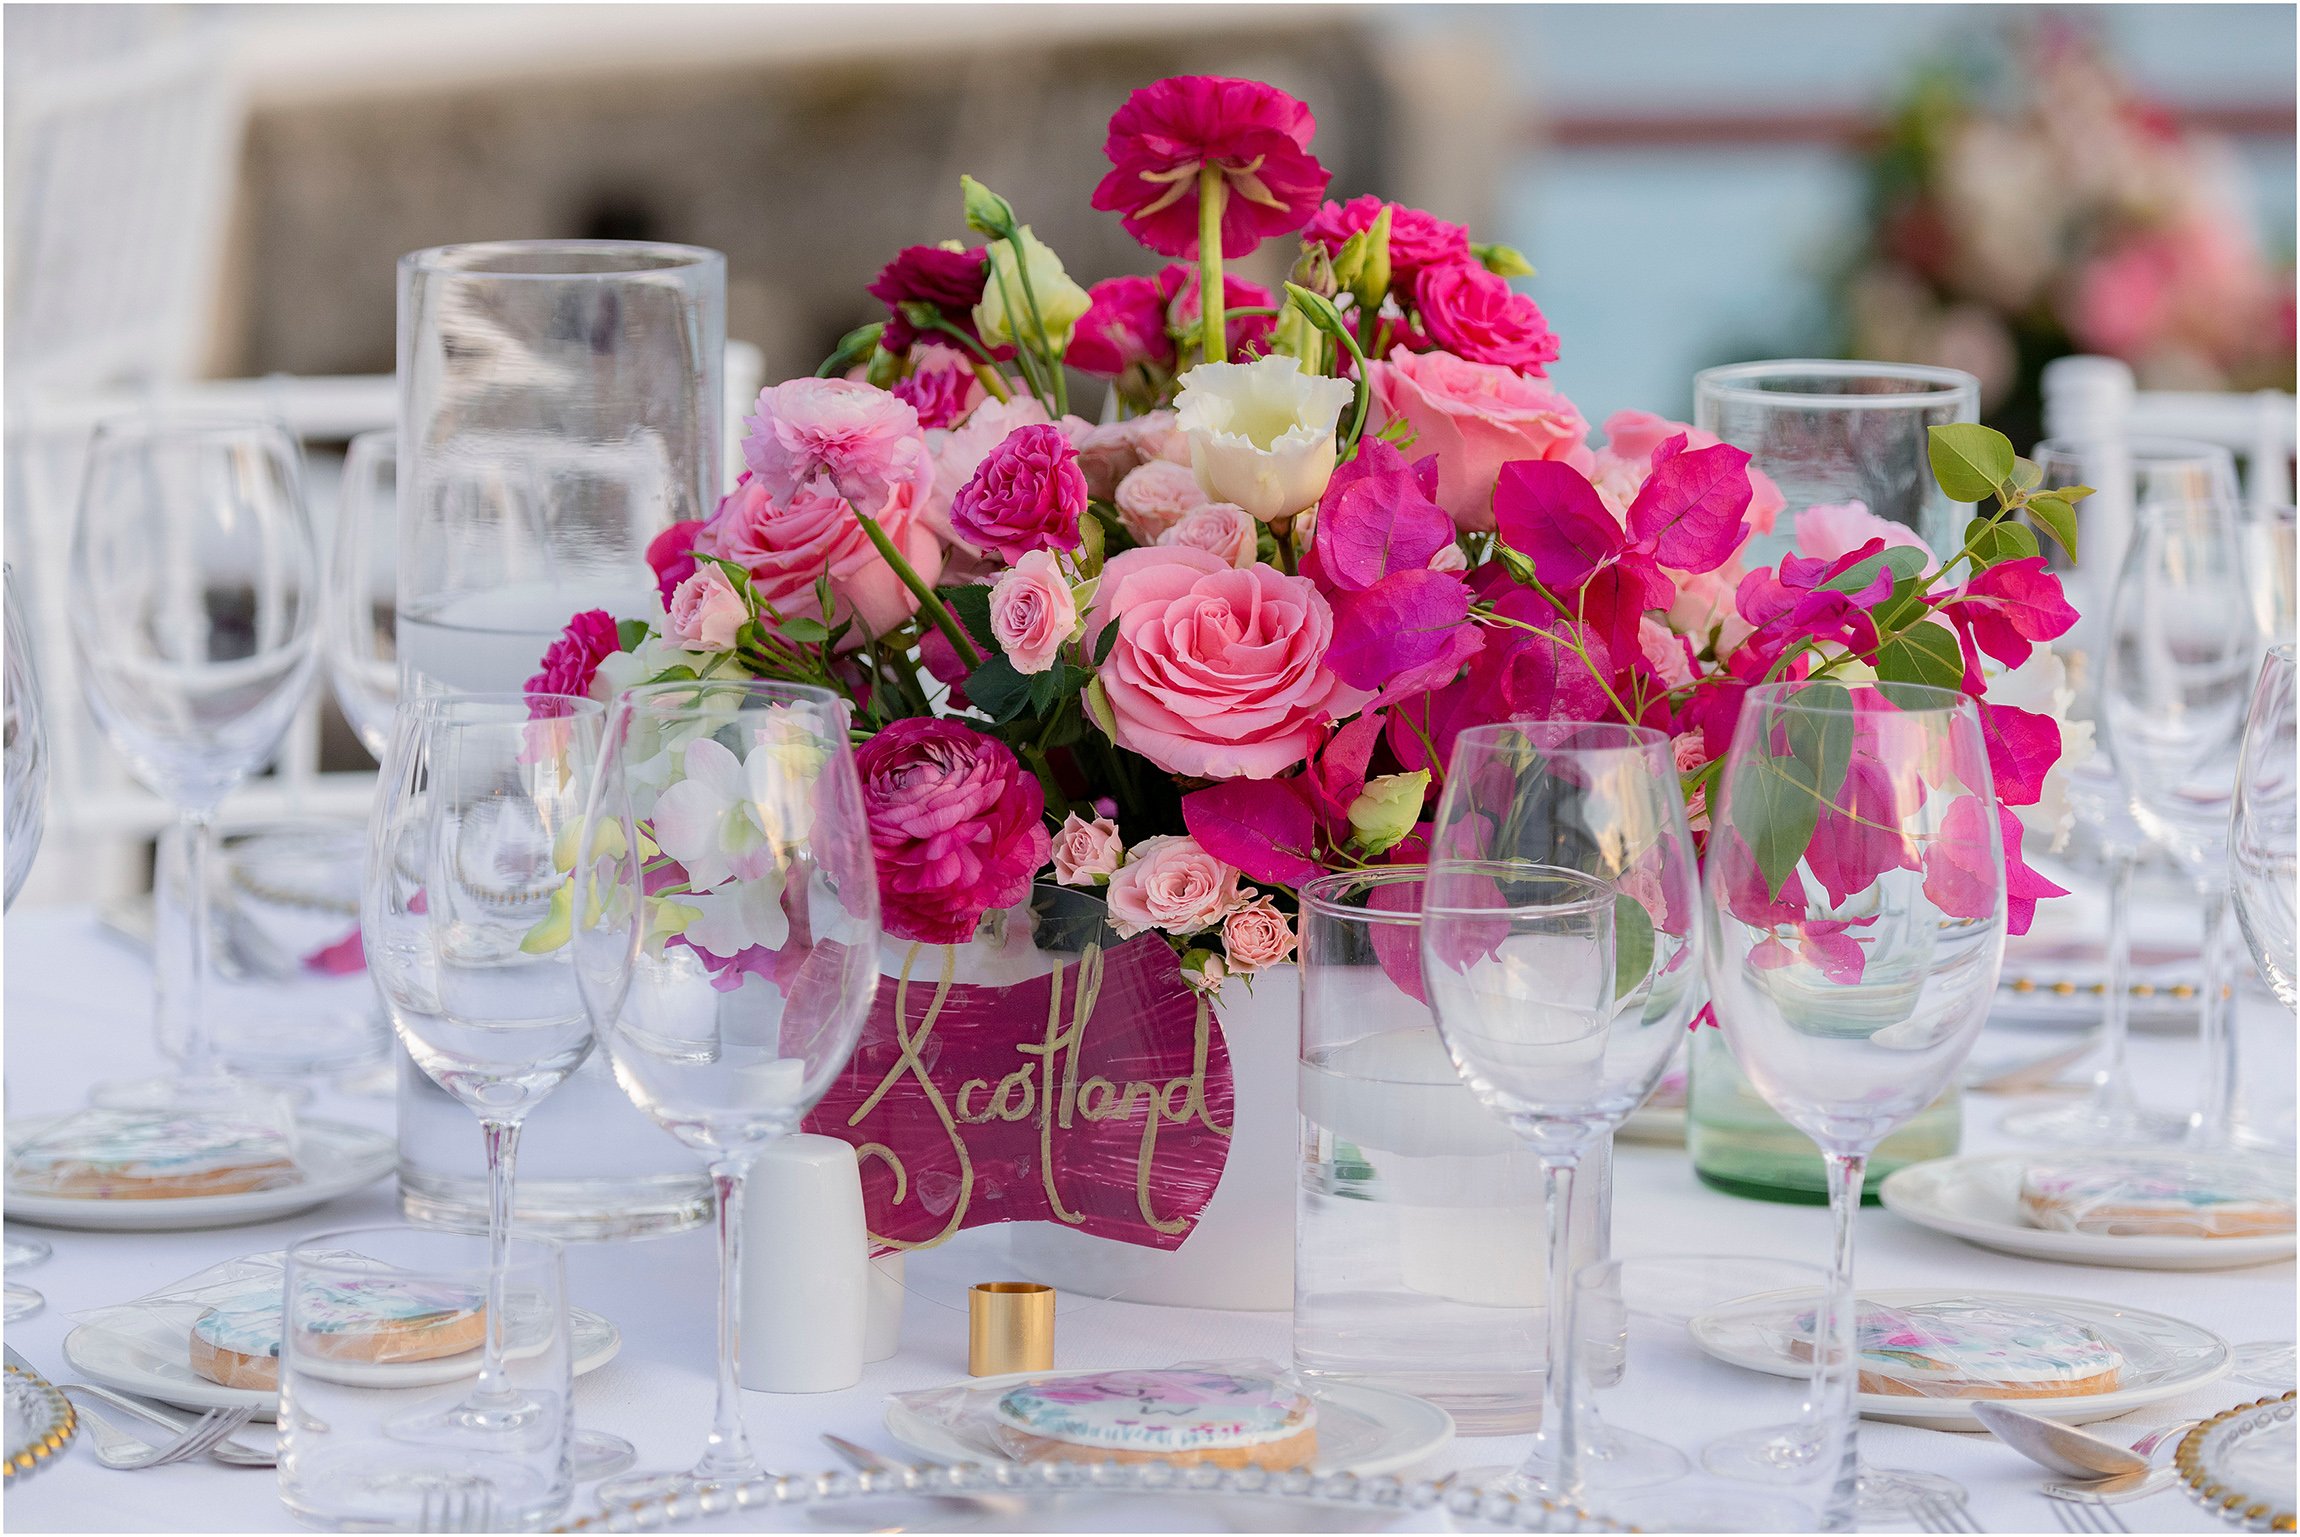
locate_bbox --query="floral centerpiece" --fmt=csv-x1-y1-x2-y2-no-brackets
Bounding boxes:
530,72,2088,999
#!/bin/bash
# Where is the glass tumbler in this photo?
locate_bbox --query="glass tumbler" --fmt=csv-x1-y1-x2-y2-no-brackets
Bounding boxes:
277,1224,572,1533
1693,360,1981,558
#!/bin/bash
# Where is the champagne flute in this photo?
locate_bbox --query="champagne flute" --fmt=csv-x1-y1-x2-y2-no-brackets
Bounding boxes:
575,680,880,1501
2232,645,2297,1009
325,429,399,760
3,566,52,1319
1701,680,2004,1522
1419,721,1701,1500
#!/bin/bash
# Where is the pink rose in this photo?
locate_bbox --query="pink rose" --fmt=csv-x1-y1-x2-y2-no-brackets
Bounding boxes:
891,345,983,430
1128,410,1193,466
1113,458,1210,542
697,475,944,639
1637,616,1695,688
1794,500,1935,569
1368,346,1589,531
1304,195,1471,283
1087,546,1371,779
666,564,748,652
741,378,932,512
950,423,1086,560
525,609,620,704
1158,501,1258,568
1220,893,1297,972
1412,260,1560,375
1050,812,1123,886
1104,835,1245,937
987,550,1077,675
854,717,1050,946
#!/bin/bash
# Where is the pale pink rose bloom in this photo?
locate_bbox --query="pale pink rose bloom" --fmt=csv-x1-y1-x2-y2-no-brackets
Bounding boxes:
1427,541,1469,573
1794,500,1935,570
1158,500,1258,568
1368,345,1589,531
1066,410,1190,500
1113,459,1209,543
1638,617,1695,689
987,549,1077,675
1665,560,1752,654
1127,410,1192,466
665,564,748,652
1104,834,1245,938
742,378,932,512
1086,546,1373,780
1221,894,1297,972
1050,812,1123,886
1671,731,1708,773
1597,410,1785,535
698,475,944,639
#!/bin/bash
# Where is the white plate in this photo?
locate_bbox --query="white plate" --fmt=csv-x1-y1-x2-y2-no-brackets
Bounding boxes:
1881,1155,2297,1271
885,1370,1453,1478
4,1118,392,1231
63,1306,620,1422
1690,1287,2232,1430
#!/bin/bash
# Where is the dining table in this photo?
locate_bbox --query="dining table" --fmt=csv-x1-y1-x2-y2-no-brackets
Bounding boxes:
5,899,2291,1533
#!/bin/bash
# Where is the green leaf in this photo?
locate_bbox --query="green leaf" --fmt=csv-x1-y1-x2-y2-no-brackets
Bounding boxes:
814,320,887,380
2026,494,2080,560
942,584,998,651
1872,573,1931,633
1613,893,1655,1001
1075,508,1104,573
1965,515,2039,568
963,653,1033,723
1092,617,1121,665
775,617,829,644
815,573,836,623
1470,241,1537,278
1874,622,1965,691
959,175,1017,239
2007,456,2043,493
1731,683,1855,900
617,619,653,651
1025,666,1063,714
1822,542,1929,596
1928,423,2015,504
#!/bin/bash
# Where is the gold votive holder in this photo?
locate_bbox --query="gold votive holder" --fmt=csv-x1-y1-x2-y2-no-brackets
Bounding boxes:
968,1282,1054,1376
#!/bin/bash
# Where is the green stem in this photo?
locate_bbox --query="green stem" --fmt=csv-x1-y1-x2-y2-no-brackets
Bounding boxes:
851,509,983,669
968,359,1013,404
1003,232,1068,417
1198,165,1228,367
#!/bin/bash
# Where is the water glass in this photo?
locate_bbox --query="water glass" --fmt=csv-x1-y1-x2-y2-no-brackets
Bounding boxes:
325,428,398,759
2233,645,2298,1009
278,1224,571,1532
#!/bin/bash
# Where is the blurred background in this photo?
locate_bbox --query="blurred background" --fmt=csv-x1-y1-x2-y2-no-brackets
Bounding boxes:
5,1,2294,904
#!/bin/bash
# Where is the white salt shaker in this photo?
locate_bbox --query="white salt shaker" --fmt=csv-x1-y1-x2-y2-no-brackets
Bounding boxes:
740,1134,868,1392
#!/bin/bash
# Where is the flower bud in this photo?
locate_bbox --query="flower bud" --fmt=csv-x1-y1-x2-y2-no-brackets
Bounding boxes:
1331,205,1392,313
1347,770,1431,855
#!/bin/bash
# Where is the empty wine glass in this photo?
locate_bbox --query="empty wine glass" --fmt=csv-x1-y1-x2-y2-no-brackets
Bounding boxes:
2232,645,2297,1009
69,416,318,1111
2099,493,2260,1148
325,429,398,760
574,680,880,1502
3,566,51,1320
1419,721,1701,1499
1701,680,2004,1522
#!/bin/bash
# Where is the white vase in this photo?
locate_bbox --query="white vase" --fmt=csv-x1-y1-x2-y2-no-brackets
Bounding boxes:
1010,968,1297,1311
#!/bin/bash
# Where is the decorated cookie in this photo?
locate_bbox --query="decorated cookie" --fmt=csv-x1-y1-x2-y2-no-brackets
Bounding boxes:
993,1369,1317,1469
190,1277,486,1390
2020,1159,2296,1239
8,1110,299,1200
1795,1300,2123,1399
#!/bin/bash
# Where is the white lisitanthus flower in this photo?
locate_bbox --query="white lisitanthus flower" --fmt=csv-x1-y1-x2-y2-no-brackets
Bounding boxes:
1174,355,1356,524
649,735,814,893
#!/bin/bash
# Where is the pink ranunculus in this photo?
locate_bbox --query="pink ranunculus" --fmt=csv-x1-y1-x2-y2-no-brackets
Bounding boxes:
854,717,1050,946
1113,458,1210,542
1367,345,1588,531
1104,834,1246,937
665,564,748,653
1092,76,1330,260
867,243,1000,357
1050,811,1123,886
696,475,943,639
526,609,621,703
950,422,1087,560
1303,194,1471,283
891,345,983,430
925,396,1057,537
987,550,1077,675
1067,273,1173,378
742,378,933,513
1220,892,1297,972
1794,499,1935,569
1159,500,1258,568
1086,546,1372,779
1411,260,1560,375
646,518,706,606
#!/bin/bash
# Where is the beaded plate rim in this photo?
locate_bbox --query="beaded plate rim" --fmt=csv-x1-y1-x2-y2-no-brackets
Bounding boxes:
2175,1390,2297,1533
4,1363,77,1480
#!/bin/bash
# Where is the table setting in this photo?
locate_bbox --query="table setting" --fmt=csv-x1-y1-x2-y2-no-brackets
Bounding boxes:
3,69,2294,1536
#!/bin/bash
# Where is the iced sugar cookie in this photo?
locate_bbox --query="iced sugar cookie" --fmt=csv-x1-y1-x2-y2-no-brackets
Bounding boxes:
1797,1300,2123,1399
993,1369,1317,1469
190,1277,486,1390
8,1110,299,1200
2020,1159,2296,1239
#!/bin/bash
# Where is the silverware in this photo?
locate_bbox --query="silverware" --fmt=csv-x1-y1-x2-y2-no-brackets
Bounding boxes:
1972,1399,2197,1480
2049,1487,2132,1533
56,1382,273,1467
419,1479,496,1533
6,1342,270,1469
76,1396,253,1471
1912,1491,1983,1533
2042,1468,2176,1506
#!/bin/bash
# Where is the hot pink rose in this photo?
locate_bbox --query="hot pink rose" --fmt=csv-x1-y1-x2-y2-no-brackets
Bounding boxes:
1220,893,1297,972
987,550,1077,675
1113,458,1210,542
1104,834,1245,937
1304,195,1471,283
1087,546,1372,779
1159,500,1258,568
697,475,943,639
1412,260,1560,375
891,345,983,430
525,609,620,704
950,423,1086,560
1050,812,1123,886
742,377,932,512
1368,346,1589,530
666,564,748,652
1794,499,1935,569
854,717,1050,946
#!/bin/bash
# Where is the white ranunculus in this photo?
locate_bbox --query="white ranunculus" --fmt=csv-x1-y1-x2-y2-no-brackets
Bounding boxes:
1173,355,1356,524
1985,645,2091,853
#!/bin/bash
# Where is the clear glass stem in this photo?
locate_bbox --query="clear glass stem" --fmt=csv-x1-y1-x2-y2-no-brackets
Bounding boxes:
1815,1149,1866,1465
2089,849,2140,1115
695,1151,764,1485
1525,1149,1582,1499
2188,883,2238,1147
176,809,220,1078
476,1116,522,1402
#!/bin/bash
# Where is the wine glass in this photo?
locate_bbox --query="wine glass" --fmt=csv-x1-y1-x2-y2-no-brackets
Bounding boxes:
1701,680,2004,1523
362,693,624,1468
1418,720,1702,1498
2098,493,2260,1148
3,565,53,1319
2232,645,2297,1009
325,429,398,760
574,680,880,1501
69,416,318,1110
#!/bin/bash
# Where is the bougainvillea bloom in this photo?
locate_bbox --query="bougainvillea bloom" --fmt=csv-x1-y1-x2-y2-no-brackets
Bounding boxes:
1093,76,1330,259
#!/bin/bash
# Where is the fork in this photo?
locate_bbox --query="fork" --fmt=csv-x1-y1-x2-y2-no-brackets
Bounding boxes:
418,1481,497,1533
2051,1491,2130,1533
1912,1492,1984,1533
56,1382,271,1467
79,1400,255,1470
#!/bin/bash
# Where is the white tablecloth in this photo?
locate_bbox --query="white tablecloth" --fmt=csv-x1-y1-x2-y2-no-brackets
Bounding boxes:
4,905,2290,1533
